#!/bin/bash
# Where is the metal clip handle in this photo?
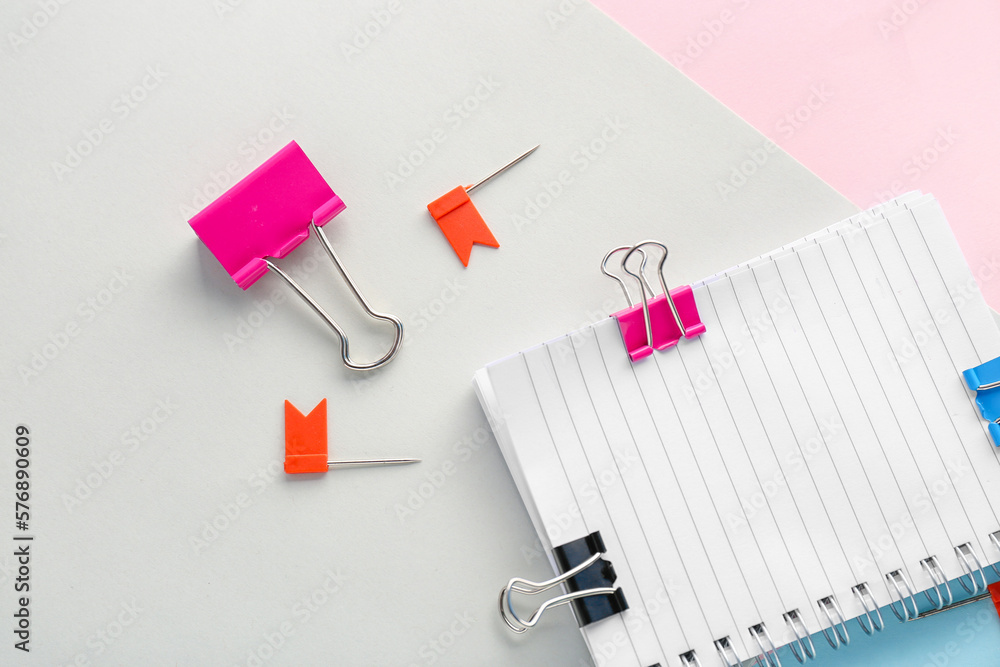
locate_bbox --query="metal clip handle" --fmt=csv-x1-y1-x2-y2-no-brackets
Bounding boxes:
622,240,688,340
498,551,616,633
602,245,650,307
265,222,403,371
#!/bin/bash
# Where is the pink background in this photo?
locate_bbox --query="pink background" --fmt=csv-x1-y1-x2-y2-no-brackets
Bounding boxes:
592,0,1000,310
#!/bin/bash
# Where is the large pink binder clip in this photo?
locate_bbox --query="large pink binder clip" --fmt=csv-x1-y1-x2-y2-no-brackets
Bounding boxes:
188,141,403,371
603,241,705,362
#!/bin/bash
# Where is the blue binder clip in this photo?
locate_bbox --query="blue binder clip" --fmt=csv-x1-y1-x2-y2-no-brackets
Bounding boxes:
963,356,1000,446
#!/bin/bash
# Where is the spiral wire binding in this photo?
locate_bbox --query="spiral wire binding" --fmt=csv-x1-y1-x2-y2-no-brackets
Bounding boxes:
912,542,999,621
955,543,988,595
749,623,781,667
817,596,850,649
852,583,884,634
920,556,951,610
886,569,919,622
990,532,1000,579
498,551,617,633
679,650,703,667
714,637,742,667
782,609,816,662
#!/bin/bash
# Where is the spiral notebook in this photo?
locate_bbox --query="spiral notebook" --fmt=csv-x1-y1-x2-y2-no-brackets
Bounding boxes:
475,192,1000,666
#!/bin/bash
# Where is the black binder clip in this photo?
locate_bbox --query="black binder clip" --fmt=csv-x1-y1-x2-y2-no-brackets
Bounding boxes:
499,531,628,633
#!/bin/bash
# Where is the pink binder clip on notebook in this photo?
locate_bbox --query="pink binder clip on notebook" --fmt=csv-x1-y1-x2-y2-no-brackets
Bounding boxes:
603,241,705,362
188,141,403,371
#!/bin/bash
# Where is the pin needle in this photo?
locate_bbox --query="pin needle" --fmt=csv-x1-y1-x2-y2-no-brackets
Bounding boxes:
466,144,540,194
326,457,421,469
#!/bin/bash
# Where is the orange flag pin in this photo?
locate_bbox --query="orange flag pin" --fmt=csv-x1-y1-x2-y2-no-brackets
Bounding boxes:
427,144,539,266
284,399,419,474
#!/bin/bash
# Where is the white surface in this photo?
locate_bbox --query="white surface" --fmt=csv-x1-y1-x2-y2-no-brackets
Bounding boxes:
476,197,1000,666
0,0,858,664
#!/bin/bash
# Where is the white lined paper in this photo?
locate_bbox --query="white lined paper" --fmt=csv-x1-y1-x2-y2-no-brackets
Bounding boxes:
838,226,979,580
791,242,934,591
477,194,1000,666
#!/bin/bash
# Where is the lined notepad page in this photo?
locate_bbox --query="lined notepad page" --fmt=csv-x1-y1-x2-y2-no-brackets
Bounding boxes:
475,193,1000,667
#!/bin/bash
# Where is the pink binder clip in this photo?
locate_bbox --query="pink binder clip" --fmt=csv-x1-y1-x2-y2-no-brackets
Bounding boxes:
188,141,403,371
604,241,705,362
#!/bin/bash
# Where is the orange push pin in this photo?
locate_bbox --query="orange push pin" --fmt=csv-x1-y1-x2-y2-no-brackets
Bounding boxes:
427,145,539,266
284,399,419,473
